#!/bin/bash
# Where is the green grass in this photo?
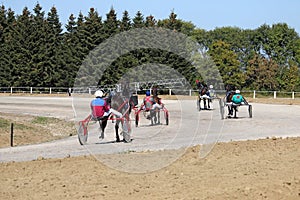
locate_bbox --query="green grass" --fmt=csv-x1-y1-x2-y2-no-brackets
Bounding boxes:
0,118,31,131
32,116,54,125
0,118,10,129
14,123,31,130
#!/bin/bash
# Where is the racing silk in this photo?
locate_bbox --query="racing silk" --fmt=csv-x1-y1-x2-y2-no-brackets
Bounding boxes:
231,94,244,104
144,96,154,110
90,98,110,118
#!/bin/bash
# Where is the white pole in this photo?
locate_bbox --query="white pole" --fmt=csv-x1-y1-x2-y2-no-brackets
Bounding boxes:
169,88,172,96
274,91,277,99
189,89,192,96
292,92,295,99
50,87,52,94
10,87,12,94
253,90,256,99
30,87,32,94
89,88,91,95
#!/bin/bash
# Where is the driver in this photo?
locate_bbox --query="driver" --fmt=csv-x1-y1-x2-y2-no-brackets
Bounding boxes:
231,90,248,105
141,90,163,111
82,90,122,139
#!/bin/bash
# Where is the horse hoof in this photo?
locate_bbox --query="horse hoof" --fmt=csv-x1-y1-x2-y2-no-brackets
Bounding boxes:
116,139,121,143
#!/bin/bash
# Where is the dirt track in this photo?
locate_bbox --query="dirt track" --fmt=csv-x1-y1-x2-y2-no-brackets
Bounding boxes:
0,137,299,200
0,96,300,199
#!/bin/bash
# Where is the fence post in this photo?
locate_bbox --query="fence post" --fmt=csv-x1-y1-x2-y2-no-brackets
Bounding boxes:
50,87,52,94
292,92,295,99
10,123,14,147
253,90,256,99
89,88,91,95
30,87,32,94
189,89,192,96
274,91,277,99
169,89,172,96
10,87,12,94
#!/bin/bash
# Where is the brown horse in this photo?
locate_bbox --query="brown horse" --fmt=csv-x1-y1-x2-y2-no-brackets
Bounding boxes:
197,86,210,111
224,84,236,118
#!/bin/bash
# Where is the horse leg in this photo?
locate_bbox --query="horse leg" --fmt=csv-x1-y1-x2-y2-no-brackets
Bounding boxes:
208,99,210,109
99,119,107,139
228,106,232,116
150,110,154,125
153,109,158,124
204,99,207,109
199,99,202,110
233,106,237,118
232,106,237,118
157,108,160,124
115,120,121,142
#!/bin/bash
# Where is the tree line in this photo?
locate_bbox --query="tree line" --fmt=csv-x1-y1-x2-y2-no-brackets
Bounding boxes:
0,3,299,91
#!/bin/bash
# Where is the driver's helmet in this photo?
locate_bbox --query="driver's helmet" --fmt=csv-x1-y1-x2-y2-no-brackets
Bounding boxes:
146,90,151,96
235,90,240,94
95,90,104,97
209,85,213,89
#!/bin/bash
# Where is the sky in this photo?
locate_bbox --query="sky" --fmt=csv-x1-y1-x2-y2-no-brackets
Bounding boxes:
1,0,300,34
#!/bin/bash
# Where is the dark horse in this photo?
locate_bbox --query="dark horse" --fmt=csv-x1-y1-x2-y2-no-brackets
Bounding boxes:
106,92,137,142
225,85,237,118
77,92,136,145
197,86,210,111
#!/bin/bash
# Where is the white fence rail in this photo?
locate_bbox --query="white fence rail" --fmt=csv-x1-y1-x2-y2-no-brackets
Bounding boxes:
1,87,300,99
0,87,69,94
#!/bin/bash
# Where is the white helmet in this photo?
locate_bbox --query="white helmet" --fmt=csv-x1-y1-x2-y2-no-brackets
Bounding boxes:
235,90,240,94
209,85,213,89
94,90,104,97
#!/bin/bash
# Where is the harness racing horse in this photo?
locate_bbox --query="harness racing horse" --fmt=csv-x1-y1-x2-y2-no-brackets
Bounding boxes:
223,84,235,117
197,86,210,111
108,92,136,142
225,91,237,117
135,95,164,126
77,92,135,145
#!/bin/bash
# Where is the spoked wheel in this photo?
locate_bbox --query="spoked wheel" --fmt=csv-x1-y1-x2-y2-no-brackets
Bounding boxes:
248,105,252,118
78,121,88,145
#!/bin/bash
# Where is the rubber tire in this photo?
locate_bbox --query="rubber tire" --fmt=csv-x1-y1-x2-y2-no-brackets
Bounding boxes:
165,112,169,125
78,122,88,145
248,105,252,118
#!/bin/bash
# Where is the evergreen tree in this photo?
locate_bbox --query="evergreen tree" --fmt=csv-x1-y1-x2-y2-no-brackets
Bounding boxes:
145,15,156,27
120,10,131,31
45,6,65,86
157,11,181,31
0,5,14,86
103,7,119,37
132,11,145,28
10,6,33,86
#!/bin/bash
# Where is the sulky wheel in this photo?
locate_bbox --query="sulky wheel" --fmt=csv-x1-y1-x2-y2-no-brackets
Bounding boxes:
78,121,88,145
248,105,252,118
